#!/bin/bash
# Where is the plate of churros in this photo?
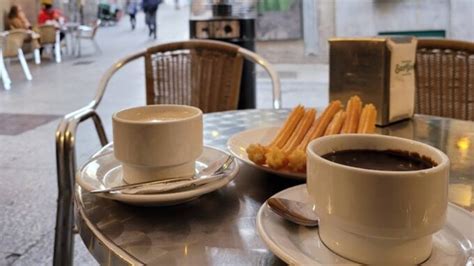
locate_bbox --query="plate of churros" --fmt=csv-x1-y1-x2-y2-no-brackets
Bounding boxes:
227,96,378,180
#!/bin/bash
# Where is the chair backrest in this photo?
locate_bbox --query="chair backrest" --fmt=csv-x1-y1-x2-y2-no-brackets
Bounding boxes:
38,25,57,44
2,29,28,57
144,40,244,113
415,39,474,121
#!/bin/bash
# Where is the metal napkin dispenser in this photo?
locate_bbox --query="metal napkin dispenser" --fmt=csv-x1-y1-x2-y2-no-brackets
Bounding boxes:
329,37,417,126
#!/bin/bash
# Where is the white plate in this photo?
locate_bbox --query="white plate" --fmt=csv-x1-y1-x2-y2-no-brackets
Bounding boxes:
77,146,239,206
257,185,474,265
227,127,306,180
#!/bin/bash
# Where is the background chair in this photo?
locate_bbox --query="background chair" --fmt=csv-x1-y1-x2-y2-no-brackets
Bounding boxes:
0,35,12,90
146,41,251,112
53,39,281,265
38,25,61,63
1,30,33,82
415,39,474,121
76,19,102,57
21,31,42,65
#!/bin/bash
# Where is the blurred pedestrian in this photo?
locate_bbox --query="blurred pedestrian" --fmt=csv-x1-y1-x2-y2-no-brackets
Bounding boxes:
38,0,65,27
8,5,32,30
38,0,66,40
126,0,139,30
142,0,161,39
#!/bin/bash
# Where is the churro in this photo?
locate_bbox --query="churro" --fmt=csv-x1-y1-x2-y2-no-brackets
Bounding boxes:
265,147,287,169
269,105,305,148
324,110,346,136
246,144,267,165
287,149,306,172
340,96,362,134
266,108,316,169
246,105,304,165
281,109,316,154
287,101,342,172
297,100,342,150
357,104,377,134
245,97,378,173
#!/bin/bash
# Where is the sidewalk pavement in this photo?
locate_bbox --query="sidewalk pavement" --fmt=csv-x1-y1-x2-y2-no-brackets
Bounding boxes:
0,2,327,265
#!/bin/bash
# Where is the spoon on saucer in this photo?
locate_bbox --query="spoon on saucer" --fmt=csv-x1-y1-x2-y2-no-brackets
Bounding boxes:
91,155,234,194
267,197,319,227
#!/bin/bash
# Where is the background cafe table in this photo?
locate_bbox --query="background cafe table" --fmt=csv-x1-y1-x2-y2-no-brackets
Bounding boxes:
76,109,474,265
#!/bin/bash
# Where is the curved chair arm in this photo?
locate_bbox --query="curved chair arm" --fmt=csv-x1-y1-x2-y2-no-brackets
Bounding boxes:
53,51,146,266
54,107,107,266
90,51,146,110
238,47,282,109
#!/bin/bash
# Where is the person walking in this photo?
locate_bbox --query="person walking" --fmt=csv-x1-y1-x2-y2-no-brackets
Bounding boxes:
142,0,161,39
126,0,138,30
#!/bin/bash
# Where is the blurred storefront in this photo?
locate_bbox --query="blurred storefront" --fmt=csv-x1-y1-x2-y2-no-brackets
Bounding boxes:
256,0,474,63
1,0,472,65
256,0,302,40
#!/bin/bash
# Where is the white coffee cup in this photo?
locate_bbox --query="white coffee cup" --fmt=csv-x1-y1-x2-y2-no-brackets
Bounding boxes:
306,134,449,265
113,104,203,184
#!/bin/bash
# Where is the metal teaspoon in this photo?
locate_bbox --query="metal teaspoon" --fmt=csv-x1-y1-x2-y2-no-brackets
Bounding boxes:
267,197,319,227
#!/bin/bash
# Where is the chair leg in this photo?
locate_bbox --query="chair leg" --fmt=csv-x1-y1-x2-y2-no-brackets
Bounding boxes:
72,33,78,56
77,38,82,57
93,39,102,54
18,49,32,81
65,34,70,55
53,189,75,266
0,52,11,90
53,128,76,266
34,48,41,65
55,32,62,63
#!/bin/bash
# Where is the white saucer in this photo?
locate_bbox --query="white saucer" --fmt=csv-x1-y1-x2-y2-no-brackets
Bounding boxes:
227,127,306,180
77,146,239,206
257,185,474,265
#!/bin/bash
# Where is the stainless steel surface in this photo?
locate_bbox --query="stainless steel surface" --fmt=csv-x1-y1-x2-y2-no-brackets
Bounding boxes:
329,38,389,125
329,38,417,126
75,109,474,265
267,198,319,227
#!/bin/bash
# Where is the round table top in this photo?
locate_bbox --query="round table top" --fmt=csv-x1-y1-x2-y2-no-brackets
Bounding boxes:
75,109,474,265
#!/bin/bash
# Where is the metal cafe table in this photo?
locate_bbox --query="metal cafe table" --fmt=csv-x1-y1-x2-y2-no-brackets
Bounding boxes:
74,109,474,265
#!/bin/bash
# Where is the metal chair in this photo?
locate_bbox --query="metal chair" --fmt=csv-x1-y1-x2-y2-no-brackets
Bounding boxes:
38,25,62,63
0,30,33,85
415,39,474,121
76,19,102,57
144,40,281,112
53,39,281,265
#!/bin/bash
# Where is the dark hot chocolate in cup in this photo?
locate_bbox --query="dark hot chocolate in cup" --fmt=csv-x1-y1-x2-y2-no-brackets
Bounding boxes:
306,134,449,265
322,149,437,171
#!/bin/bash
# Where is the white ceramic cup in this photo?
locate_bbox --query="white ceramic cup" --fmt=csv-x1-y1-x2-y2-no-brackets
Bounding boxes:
306,134,449,265
112,104,203,184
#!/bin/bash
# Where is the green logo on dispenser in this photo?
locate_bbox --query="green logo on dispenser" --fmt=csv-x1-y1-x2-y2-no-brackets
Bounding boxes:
395,60,415,75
